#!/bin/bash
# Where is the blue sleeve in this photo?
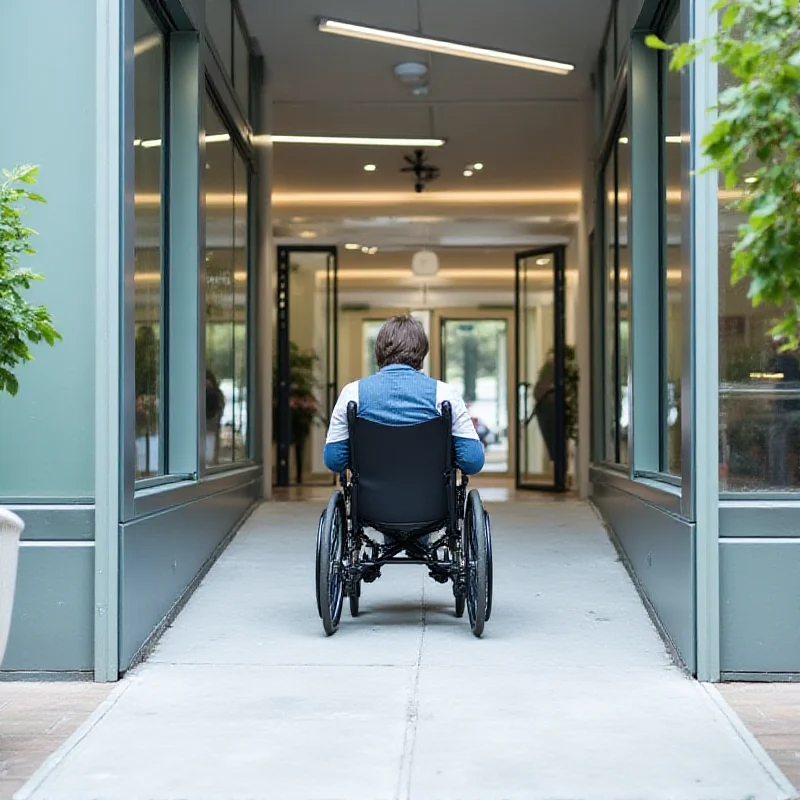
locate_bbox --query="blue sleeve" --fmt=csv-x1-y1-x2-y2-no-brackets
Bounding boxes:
323,440,350,473
454,435,484,475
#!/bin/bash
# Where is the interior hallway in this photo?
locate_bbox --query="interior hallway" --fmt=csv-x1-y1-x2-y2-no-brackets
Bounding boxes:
16,494,796,800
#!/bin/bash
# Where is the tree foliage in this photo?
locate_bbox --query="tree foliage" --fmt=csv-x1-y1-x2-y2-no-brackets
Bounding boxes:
0,165,61,395
647,0,800,347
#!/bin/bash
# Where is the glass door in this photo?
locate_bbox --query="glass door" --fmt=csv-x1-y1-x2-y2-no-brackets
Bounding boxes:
275,245,338,487
515,247,567,491
440,318,510,474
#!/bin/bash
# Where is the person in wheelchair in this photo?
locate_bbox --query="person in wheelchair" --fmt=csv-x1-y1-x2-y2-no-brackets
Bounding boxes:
316,315,493,638
323,315,485,478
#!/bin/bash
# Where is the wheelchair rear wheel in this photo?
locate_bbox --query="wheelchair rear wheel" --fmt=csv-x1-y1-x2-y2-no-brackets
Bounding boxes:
317,491,346,635
464,490,491,637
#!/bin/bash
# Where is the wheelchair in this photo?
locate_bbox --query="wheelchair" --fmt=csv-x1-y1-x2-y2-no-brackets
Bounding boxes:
315,401,493,637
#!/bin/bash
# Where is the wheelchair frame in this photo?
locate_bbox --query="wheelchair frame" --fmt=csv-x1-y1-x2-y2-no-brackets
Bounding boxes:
316,401,493,637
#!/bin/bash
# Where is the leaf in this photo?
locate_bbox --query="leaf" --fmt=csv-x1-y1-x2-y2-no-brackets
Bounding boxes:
645,34,672,51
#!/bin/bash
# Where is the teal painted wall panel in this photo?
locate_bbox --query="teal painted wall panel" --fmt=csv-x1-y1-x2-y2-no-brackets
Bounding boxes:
592,481,697,673
119,482,258,669
721,538,800,675
1,544,94,672
0,0,97,499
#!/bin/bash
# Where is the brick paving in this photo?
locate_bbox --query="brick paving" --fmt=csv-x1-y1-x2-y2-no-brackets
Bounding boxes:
719,683,800,792
0,682,111,799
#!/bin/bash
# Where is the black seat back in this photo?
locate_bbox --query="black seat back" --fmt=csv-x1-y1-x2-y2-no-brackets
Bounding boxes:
348,402,453,531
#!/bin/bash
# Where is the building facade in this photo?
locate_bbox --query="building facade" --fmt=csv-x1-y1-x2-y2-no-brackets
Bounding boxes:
0,0,796,681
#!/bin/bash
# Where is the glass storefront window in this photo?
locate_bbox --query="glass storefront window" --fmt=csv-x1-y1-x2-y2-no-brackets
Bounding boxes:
604,150,617,462
232,147,249,461
204,93,250,467
717,54,800,491
603,116,630,467
133,0,165,480
617,120,631,466
662,11,683,475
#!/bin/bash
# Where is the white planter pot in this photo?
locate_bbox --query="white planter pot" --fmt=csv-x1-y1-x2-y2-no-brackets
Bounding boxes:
0,507,23,665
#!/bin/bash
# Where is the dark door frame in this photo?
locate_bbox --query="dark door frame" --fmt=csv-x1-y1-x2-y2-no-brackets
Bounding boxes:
514,245,567,492
275,245,338,487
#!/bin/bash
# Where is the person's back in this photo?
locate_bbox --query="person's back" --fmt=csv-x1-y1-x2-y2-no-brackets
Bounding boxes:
324,316,484,475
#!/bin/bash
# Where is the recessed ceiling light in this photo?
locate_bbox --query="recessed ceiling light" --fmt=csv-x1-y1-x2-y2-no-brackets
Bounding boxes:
473,162,484,170
263,135,446,147
361,246,370,253
363,164,377,172
536,257,551,265
317,17,575,75
463,169,474,177
368,247,379,255
618,137,629,144
299,230,317,239
345,243,361,250
745,176,758,184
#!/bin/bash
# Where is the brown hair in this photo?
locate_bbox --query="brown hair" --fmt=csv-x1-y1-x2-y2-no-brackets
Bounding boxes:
375,315,429,370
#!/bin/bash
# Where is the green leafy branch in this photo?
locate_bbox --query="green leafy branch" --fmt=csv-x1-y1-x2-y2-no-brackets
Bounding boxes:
0,165,61,395
647,0,800,348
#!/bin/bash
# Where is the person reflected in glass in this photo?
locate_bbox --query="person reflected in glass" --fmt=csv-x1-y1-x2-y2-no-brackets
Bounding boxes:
205,368,225,464
766,335,800,486
323,315,484,476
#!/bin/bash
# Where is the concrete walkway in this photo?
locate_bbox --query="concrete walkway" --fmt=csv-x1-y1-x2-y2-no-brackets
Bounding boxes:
17,496,797,800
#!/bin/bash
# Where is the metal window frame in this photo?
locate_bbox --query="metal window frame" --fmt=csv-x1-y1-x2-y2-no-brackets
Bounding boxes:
274,245,339,488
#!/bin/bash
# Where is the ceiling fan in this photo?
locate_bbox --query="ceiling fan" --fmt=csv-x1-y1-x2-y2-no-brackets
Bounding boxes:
401,149,441,193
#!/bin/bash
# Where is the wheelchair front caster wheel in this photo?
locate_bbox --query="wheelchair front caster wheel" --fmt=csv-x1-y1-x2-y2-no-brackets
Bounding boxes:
349,580,361,618
455,593,465,618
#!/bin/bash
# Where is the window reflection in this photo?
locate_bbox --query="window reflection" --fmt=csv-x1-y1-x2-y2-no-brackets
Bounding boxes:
604,150,617,461
616,120,631,466
603,117,630,466
663,11,683,475
133,0,164,479
717,49,800,490
204,93,249,466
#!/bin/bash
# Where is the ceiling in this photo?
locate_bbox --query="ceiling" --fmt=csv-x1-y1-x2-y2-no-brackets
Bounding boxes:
240,0,610,252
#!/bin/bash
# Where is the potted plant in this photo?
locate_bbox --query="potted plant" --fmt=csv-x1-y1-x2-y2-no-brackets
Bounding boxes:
0,165,61,662
273,342,323,484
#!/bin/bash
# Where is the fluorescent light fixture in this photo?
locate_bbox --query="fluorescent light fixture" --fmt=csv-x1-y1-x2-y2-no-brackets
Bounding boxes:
536,258,551,266
363,163,377,171
134,32,162,57
317,17,574,75
618,137,629,144
140,133,230,149
368,247,379,255
344,243,361,250
664,135,683,144
263,134,445,147
299,230,317,239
